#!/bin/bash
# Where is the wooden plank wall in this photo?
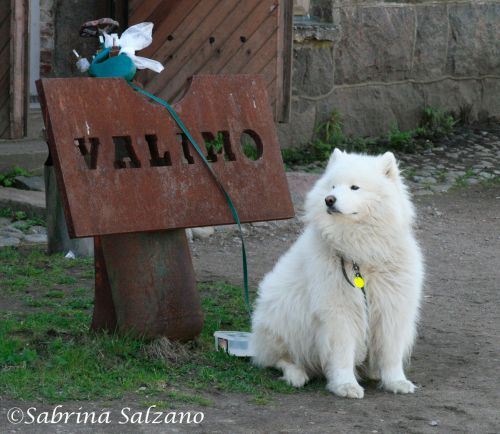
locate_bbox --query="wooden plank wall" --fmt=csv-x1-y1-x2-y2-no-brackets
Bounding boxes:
0,0,11,138
128,0,292,122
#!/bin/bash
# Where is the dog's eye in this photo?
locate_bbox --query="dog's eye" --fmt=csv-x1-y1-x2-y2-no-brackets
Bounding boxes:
351,185,360,190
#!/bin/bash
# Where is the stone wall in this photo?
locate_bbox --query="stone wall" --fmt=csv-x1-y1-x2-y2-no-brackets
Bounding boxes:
279,0,500,147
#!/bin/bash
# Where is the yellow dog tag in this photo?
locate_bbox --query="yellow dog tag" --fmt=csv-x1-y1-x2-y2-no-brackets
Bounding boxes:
354,276,365,288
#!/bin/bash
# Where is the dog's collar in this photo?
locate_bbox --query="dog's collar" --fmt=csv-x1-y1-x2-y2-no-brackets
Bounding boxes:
339,256,366,299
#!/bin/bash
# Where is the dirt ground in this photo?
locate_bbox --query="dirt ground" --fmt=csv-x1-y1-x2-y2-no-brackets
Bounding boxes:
187,183,500,434
1,183,500,433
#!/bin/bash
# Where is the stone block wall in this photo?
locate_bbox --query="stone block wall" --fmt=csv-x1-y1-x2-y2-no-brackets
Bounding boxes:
279,0,500,147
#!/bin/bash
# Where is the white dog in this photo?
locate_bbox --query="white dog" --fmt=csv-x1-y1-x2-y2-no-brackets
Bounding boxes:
251,149,423,399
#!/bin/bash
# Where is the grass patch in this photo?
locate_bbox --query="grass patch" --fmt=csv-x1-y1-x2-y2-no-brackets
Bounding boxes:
0,247,91,294
433,170,448,183
282,107,456,169
0,247,317,404
452,170,500,190
453,168,476,188
479,175,500,188
0,207,46,234
0,166,31,187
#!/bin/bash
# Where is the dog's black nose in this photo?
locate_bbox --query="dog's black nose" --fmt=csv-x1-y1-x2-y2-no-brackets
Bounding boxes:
325,195,336,207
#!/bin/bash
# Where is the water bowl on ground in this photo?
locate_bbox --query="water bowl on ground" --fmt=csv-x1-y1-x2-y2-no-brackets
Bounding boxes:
214,331,253,357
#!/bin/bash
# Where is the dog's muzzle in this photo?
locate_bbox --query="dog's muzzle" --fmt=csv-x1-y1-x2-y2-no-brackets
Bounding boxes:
325,195,340,214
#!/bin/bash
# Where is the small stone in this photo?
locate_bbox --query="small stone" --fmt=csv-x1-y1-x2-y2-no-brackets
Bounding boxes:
13,176,45,192
0,237,20,247
429,420,439,426
466,178,479,185
2,226,25,238
413,189,432,196
28,225,47,235
430,184,452,193
421,177,437,185
191,227,215,240
216,225,249,235
23,233,48,244
479,161,494,168
0,217,11,226
251,221,271,228
479,172,494,179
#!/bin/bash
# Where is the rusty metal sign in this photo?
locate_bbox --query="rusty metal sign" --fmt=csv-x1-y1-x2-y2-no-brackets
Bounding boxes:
37,75,294,238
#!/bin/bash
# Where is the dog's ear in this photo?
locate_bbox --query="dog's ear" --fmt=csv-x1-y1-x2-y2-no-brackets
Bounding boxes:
327,148,343,169
381,152,399,179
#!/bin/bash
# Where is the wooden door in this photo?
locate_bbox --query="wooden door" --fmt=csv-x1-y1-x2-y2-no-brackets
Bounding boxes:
128,0,292,122
0,0,27,139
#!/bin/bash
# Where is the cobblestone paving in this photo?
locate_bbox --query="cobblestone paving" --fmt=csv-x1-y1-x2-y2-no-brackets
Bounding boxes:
0,125,498,248
0,217,47,248
399,125,500,195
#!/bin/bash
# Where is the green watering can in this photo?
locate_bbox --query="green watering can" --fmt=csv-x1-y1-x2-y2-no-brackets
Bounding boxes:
88,47,136,81
80,18,136,81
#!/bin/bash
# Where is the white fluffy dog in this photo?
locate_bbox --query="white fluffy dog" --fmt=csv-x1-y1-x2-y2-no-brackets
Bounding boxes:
251,149,423,399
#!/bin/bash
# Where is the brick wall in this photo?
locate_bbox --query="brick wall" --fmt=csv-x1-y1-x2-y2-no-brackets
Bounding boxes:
39,0,55,76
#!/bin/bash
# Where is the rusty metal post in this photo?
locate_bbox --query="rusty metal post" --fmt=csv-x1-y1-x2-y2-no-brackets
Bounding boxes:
91,236,117,332
44,162,94,257
96,229,203,340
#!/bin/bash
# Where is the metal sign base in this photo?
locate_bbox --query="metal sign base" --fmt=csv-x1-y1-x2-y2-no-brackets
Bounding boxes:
91,230,203,340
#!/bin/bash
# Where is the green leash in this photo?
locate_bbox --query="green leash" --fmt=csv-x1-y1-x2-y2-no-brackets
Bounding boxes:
127,81,251,314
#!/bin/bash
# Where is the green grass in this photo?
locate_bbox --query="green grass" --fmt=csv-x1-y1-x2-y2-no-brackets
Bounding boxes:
402,167,417,181
203,131,260,161
453,168,476,188
433,170,448,183
479,175,500,188
0,166,31,187
0,247,317,405
0,207,46,234
452,169,500,189
282,106,456,168
0,247,91,293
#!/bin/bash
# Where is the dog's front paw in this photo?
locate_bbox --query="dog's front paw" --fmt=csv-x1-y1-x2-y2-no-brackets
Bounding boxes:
383,379,415,394
281,366,309,388
327,382,364,399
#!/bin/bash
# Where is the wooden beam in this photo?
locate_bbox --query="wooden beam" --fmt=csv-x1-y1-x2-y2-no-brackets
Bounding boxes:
9,0,28,138
277,0,293,123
